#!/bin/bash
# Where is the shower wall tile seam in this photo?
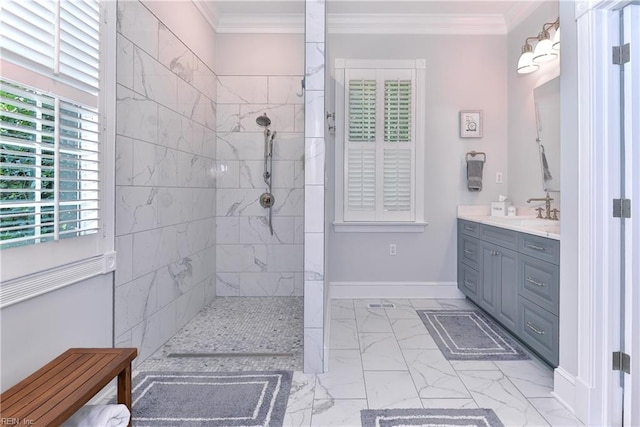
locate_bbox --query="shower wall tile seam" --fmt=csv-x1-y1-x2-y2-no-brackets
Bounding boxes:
116,131,216,150
124,67,217,120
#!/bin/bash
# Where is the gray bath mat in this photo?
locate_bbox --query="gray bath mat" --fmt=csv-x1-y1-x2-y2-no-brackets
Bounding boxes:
361,408,504,427
130,370,292,426
417,309,530,361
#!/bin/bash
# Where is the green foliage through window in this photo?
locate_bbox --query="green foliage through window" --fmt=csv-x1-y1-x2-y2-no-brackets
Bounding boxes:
1,80,99,249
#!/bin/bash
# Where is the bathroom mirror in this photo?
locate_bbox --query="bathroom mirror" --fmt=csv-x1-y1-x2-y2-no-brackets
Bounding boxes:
534,76,560,192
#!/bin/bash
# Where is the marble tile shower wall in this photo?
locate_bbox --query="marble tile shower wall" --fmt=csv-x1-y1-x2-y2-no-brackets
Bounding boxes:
303,0,327,374
114,1,217,365
215,76,305,296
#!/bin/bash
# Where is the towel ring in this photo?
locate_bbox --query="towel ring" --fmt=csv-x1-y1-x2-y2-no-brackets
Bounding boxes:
466,151,486,163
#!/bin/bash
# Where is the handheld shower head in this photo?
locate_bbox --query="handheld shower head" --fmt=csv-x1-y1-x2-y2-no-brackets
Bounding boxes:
256,113,271,128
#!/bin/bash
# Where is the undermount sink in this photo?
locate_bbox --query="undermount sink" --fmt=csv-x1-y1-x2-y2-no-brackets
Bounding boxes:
487,216,558,227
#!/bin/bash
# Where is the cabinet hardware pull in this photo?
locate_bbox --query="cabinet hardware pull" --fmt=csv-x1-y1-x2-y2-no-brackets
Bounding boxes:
526,244,546,251
526,277,545,287
464,280,474,287
526,322,545,335
464,249,473,254
465,226,474,231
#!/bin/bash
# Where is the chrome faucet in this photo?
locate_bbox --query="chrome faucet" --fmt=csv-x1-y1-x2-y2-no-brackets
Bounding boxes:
526,192,555,220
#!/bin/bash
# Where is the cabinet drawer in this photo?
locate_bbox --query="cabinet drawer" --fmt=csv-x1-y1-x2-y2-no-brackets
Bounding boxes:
459,219,480,237
519,298,559,366
519,233,560,265
479,224,518,250
458,263,480,299
519,255,559,315
459,235,480,270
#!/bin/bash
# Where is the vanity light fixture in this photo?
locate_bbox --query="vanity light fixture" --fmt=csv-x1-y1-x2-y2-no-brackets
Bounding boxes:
552,24,560,50
517,38,540,74
532,29,557,63
516,17,560,74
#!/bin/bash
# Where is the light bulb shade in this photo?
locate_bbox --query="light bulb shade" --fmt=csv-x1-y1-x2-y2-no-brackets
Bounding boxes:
552,27,560,50
517,51,539,74
532,38,558,63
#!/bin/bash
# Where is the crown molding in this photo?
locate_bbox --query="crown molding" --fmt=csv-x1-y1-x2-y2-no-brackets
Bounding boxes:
192,0,219,31
216,14,304,34
192,0,536,36
328,13,508,35
212,13,509,35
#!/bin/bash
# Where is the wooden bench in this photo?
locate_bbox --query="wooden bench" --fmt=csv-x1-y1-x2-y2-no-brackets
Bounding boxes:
0,348,137,427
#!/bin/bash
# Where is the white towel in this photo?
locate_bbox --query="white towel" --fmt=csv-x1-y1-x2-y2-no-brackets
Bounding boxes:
62,404,130,427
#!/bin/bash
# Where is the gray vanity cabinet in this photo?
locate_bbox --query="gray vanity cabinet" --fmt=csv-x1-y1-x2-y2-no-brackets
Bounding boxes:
517,234,560,366
458,221,482,300
493,245,519,332
457,219,560,367
478,242,518,328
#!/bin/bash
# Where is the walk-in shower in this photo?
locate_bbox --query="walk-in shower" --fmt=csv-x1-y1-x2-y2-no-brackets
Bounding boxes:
256,113,277,235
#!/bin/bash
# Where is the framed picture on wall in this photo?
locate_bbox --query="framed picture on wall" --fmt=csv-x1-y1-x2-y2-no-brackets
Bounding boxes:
460,110,483,138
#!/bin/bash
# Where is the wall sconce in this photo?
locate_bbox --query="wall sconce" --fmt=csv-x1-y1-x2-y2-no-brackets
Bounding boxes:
517,18,560,74
552,23,560,50
517,37,541,74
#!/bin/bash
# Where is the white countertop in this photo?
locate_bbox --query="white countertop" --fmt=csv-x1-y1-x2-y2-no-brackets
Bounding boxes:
457,206,560,241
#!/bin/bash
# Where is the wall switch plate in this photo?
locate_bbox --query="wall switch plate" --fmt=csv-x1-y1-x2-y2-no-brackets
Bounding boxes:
389,244,397,256
496,172,503,183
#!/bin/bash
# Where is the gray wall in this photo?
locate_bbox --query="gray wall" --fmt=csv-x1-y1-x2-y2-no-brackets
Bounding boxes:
507,1,560,207
558,0,579,382
326,33,508,284
113,0,218,366
1,275,113,390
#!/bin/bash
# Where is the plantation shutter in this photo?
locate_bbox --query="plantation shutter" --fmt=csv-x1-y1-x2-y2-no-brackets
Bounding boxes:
382,78,413,220
345,76,377,220
343,69,415,222
0,0,102,250
0,0,101,98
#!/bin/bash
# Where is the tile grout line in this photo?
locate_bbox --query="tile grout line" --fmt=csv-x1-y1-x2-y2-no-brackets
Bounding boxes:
385,301,425,409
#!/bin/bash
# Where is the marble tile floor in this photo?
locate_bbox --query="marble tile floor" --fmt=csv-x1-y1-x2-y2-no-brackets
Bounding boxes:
121,296,581,426
284,298,583,427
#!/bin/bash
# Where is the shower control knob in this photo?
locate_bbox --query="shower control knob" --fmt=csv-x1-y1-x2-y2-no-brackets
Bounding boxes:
260,192,275,208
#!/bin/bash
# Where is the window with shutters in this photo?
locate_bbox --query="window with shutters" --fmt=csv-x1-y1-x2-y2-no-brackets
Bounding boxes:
0,0,115,300
334,59,426,231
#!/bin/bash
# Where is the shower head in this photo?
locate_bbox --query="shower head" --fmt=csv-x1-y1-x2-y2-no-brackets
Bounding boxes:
256,113,271,128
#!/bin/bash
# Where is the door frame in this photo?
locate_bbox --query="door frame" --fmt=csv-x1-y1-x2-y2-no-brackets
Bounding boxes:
621,5,639,425
569,1,633,425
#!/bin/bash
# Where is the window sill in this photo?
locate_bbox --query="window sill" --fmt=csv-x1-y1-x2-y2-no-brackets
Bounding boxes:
333,221,428,233
0,252,116,309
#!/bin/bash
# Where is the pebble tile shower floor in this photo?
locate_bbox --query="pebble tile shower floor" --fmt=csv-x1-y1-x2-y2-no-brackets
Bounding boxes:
138,297,303,372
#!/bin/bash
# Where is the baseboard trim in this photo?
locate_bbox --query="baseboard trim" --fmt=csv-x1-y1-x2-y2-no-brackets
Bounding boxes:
552,366,577,415
329,281,463,299
574,375,594,425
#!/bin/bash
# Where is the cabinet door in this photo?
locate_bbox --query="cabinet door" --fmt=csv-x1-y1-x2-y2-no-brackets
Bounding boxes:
479,243,498,314
495,247,518,332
